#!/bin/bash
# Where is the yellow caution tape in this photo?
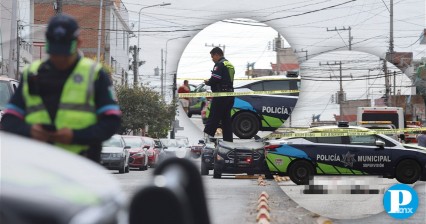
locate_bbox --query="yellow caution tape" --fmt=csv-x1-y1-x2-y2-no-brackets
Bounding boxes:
277,127,426,133
358,121,392,124
267,127,426,139
268,131,377,138
178,89,299,98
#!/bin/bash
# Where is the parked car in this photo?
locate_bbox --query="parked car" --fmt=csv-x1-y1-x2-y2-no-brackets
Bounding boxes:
264,122,426,185
0,76,19,128
176,138,192,159
201,100,211,124
160,138,190,159
200,141,216,175
188,83,210,117
101,135,130,173
212,140,271,179
190,143,203,159
122,135,149,171
155,139,167,163
141,136,160,167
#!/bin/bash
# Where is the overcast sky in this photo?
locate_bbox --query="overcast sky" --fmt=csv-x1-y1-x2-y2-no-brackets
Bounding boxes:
122,0,424,124
123,0,425,75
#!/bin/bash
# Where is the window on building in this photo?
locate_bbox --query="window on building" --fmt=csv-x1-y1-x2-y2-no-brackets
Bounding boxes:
123,31,125,50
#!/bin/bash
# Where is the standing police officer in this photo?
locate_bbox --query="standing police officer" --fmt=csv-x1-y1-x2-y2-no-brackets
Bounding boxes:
204,47,235,142
1,14,121,162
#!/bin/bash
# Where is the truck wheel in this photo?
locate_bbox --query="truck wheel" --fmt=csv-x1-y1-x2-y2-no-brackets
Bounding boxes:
288,160,314,185
395,159,421,184
213,168,222,179
201,161,209,175
233,112,259,139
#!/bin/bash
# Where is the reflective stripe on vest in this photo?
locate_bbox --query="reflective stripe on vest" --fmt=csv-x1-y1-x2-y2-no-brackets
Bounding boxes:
218,58,235,82
23,58,102,154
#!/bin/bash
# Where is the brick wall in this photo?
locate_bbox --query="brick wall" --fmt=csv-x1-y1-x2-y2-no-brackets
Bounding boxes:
34,2,105,56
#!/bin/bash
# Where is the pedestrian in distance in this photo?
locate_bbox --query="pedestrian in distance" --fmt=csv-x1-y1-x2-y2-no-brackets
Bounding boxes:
203,47,235,142
417,131,426,147
178,80,190,115
1,14,121,163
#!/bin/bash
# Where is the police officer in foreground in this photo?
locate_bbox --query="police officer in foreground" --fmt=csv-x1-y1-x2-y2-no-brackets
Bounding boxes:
1,14,121,162
204,47,235,142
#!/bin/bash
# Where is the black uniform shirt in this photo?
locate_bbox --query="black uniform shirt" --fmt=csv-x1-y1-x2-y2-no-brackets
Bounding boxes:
206,57,233,92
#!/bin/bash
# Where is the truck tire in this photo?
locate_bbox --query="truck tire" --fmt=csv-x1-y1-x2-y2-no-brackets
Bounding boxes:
213,168,222,179
201,161,209,175
288,160,314,185
233,112,259,139
395,159,421,184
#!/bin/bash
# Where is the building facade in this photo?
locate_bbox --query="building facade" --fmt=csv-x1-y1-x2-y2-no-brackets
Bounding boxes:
33,0,131,84
0,0,33,79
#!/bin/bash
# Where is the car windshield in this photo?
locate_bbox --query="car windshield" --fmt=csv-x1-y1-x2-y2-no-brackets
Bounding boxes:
161,139,178,147
103,136,122,147
0,81,11,110
123,137,142,147
176,139,187,147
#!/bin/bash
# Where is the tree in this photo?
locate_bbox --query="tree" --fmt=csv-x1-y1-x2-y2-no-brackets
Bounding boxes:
115,85,176,137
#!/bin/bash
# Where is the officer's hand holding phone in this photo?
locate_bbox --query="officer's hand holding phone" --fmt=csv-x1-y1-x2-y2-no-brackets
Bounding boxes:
30,124,52,142
51,128,73,144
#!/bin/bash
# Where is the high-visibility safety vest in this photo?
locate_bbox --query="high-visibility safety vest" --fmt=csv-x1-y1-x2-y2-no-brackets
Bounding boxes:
22,58,102,154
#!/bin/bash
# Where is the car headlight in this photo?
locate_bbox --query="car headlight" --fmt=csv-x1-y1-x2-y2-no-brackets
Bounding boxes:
146,151,154,156
135,152,144,157
112,153,125,158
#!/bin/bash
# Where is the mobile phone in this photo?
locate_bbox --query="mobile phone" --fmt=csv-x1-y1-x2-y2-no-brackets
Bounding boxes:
42,124,56,132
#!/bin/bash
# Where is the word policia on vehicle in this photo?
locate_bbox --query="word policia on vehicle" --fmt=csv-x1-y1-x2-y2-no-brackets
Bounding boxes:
181,76,300,139
264,123,426,185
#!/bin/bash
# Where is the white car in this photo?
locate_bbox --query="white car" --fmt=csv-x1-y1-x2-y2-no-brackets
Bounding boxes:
101,135,130,173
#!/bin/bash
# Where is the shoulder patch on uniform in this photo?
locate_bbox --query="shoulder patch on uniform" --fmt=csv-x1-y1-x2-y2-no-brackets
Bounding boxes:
73,74,84,83
108,86,118,102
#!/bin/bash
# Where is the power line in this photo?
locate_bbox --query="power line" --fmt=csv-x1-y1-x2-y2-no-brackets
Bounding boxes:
261,0,356,22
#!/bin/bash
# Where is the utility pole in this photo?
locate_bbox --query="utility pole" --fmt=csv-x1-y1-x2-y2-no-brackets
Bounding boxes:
319,61,345,120
205,43,226,55
161,49,164,100
96,0,103,63
55,0,63,14
327,26,353,50
294,49,308,61
389,0,394,54
130,45,138,87
383,58,390,106
16,20,20,78
393,71,396,96
8,0,17,78
170,73,177,139
273,33,282,75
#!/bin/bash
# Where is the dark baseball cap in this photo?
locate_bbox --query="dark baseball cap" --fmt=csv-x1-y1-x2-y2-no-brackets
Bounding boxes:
45,14,80,56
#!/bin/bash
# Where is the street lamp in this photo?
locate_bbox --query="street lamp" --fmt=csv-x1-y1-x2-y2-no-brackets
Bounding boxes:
164,35,191,99
136,2,171,86
137,2,171,58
